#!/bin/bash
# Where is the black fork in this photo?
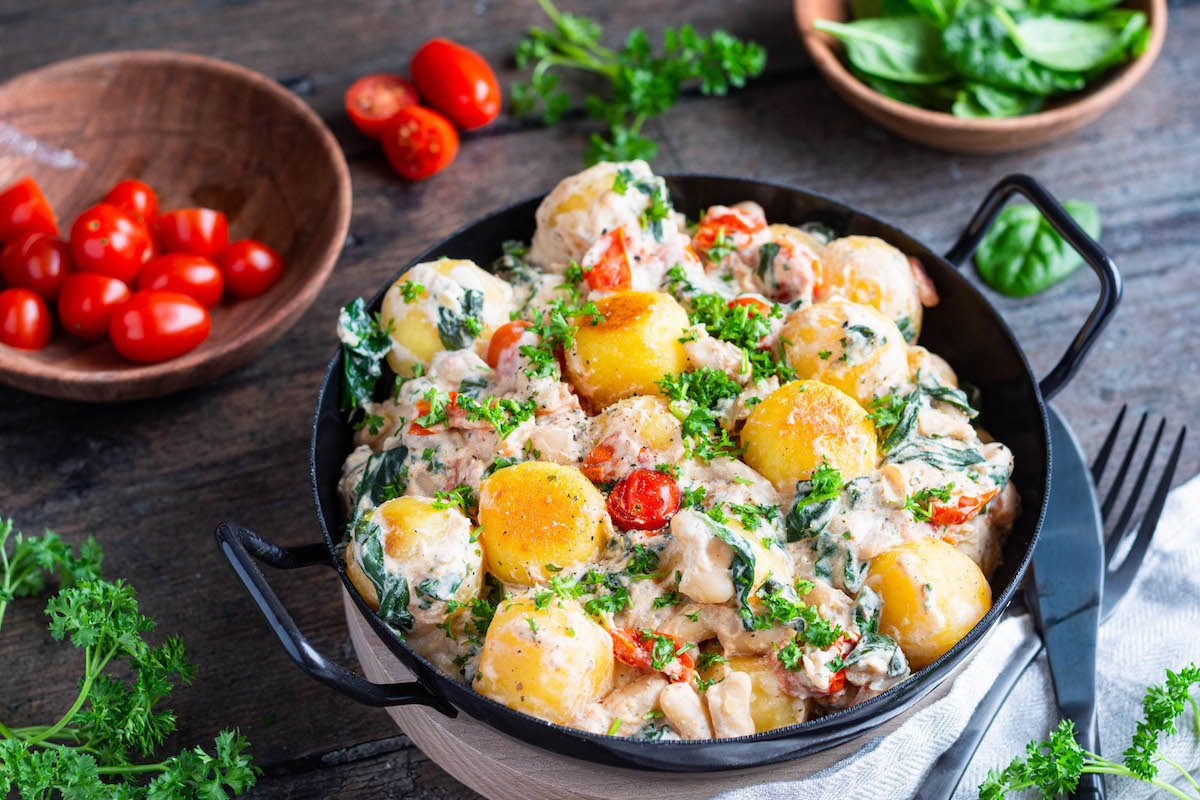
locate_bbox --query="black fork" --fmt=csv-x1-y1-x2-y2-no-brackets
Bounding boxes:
916,406,1188,800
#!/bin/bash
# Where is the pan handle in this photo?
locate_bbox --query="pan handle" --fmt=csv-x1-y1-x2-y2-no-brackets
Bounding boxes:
943,174,1122,400
214,522,456,715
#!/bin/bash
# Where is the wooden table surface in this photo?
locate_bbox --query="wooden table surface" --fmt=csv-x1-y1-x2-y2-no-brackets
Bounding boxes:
1,1,1196,798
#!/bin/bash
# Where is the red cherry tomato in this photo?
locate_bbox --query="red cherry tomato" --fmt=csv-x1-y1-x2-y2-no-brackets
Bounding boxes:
583,227,633,292
103,179,159,230
215,240,285,299
381,106,459,181
0,177,57,242
138,253,224,308
606,468,682,531
486,320,531,368
727,296,771,317
108,291,211,363
156,208,229,258
57,273,132,341
410,38,501,130
692,208,766,258
928,487,1000,526
70,203,155,283
0,231,73,300
0,288,52,350
610,629,694,683
409,390,459,435
345,74,420,139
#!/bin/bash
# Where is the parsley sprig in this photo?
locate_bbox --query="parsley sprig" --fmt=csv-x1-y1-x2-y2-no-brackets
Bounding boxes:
519,299,604,380
0,521,258,799
656,367,743,462
512,0,766,164
688,293,795,382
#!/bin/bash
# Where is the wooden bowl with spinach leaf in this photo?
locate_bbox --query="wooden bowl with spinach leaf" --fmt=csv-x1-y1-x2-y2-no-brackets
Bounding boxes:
795,0,1166,153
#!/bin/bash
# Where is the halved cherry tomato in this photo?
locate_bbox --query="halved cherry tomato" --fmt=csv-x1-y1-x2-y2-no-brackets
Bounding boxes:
691,208,766,257
0,231,73,301
607,468,681,531
486,320,531,368
216,239,285,299
822,634,858,695
727,296,770,317
410,38,501,130
138,253,224,308
928,487,999,526
0,177,57,241
581,441,616,482
381,106,459,181
0,288,52,350
57,273,133,341
908,255,939,308
583,227,633,292
103,179,159,230
345,74,420,139
70,203,155,283
109,291,211,363
610,629,694,683
156,208,229,258
410,390,459,435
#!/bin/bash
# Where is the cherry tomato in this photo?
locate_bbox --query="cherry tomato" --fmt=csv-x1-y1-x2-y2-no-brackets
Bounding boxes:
606,468,681,531
381,106,459,181
583,227,633,291
928,487,999,526
70,203,155,283
727,296,771,317
0,177,58,241
0,231,73,301
486,320,531,368
610,629,694,683
692,208,766,258
215,239,285,299
345,74,420,139
410,38,501,130
109,291,211,363
0,288,52,350
156,208,229,258
410,390,459,435
103,179,159,230
138,253,224,308
57,273,132,341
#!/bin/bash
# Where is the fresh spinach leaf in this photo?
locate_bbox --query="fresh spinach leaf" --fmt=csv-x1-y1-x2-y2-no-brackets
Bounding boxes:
974,201,1101,297
855,69,958,111
942,12,1086,96
356,446,411,509
338,298,393,412
845,631,908,676
756,241,780,281
1001,9,1124,72
815,17,956,84
889,437,986,469
1033,0,1122,13
952,81,1043,117
703,514,758,631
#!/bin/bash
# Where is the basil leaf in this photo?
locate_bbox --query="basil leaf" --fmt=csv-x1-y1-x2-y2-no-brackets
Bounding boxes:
974,201,1101,297
814,17,956,84
942,12,1086,96
704,515,758,631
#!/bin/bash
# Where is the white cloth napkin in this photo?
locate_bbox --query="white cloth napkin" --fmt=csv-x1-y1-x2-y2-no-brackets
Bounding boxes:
715,472,1200,800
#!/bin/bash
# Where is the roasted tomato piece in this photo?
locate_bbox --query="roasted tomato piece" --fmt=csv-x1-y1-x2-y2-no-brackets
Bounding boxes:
606,468,681,531
486,320,531,368
409,390,459,435
692,206,765,258
727,296,771,317
928,487,1000,526
610,629,694,683
581,227,633,291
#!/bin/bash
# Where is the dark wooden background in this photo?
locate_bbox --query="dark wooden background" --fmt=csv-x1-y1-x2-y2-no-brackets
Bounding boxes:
1,1,1196,797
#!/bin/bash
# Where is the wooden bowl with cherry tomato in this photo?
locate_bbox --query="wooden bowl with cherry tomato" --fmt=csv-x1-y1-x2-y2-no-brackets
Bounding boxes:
0,50,350,402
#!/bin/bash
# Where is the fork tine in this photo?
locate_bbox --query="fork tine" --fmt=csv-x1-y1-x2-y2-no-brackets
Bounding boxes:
1091,404,1128,484
1104,425,1187,617
1106,418,1166,552
1100,411,1149,520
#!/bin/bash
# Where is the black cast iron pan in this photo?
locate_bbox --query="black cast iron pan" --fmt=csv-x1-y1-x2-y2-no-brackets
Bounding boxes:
215,173,1120,771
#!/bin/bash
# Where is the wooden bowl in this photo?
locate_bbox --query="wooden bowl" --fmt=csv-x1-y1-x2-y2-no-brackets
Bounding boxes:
795,0,1167,153
0,50,351,402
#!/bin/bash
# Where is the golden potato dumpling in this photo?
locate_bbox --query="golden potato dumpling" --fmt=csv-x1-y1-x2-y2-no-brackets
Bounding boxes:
528,160,659,269
741,380,877,491
781,297,909,406
701,656,804,733
477,461,611,585
378,258,514,376
564,291,690,410
346,496,483,631
819,236,924,335
474,594,614,725
866,538,992,670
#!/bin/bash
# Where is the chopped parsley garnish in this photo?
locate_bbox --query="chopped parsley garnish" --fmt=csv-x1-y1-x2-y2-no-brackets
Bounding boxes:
696,651,727,672
656,367,743,462
518,300,604,379
904,484,954,522
431,484,476,514
728,502,780,532
626,544,661,578
399,280,425,303
688,293,794,381
664,263,696,296
353,414,386,435
704,228,738,262
680,485,707,509
456,394,538,439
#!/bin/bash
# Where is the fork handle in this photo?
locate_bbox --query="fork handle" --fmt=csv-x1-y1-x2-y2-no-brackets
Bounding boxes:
914,626,1044,800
